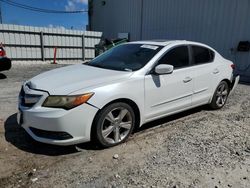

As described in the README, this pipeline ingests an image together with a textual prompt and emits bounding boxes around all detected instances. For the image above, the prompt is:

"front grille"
[19,87,42,108]
[30,127,73,140]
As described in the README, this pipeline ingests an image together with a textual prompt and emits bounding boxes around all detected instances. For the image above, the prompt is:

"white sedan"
[18,40,239,147]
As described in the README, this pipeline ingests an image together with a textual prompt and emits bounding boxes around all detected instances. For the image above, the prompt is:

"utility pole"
[0,2,2,24]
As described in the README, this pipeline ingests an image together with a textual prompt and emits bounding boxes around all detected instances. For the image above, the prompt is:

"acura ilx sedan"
[18,40,239,147]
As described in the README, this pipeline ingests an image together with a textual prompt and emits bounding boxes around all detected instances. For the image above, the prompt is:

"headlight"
[42,93,94,110]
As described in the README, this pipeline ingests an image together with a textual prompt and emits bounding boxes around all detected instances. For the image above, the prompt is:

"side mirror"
[154,64,174,75]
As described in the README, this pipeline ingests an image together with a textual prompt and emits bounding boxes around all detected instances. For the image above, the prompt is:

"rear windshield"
[88,44,163,71]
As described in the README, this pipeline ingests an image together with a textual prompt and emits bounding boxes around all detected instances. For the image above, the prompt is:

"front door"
[144,46,193,121]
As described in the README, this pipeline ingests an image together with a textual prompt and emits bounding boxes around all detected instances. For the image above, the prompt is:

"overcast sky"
[1,0,88,30]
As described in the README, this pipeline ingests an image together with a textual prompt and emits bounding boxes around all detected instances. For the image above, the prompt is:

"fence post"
[53,47,57,64]
[82,34,85,61]
[40,31,45,61]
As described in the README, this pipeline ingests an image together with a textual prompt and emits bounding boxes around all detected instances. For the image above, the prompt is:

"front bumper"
[18,85,99,146]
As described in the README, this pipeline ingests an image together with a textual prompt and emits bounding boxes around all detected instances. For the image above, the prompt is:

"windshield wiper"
[82,61,90,65]
[124,68,133,72]
[87,64,105,69]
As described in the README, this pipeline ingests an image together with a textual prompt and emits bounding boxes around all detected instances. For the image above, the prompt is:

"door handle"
[213,69,220,74]
[183,77,192,83]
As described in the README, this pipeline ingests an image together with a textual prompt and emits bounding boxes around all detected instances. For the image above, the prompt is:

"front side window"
[158,46,189,69]
[88,44,163,71]
[192,46,214,65]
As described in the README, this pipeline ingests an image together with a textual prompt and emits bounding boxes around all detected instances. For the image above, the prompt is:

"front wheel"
[209,81,229,109]
[92,102,135,148]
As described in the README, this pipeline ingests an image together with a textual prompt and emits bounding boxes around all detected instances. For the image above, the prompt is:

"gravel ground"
[0,63,249,188]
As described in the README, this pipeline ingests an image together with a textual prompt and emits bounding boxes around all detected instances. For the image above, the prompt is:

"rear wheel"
[209,81,229,109]
[92,102,135,148]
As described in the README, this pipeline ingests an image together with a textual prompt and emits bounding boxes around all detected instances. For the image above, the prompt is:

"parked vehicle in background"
[95,38,128,57]
[0,46,12,72]
[18,40,240,147]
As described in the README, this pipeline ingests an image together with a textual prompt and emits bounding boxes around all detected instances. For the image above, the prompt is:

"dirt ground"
[0,64,249,188]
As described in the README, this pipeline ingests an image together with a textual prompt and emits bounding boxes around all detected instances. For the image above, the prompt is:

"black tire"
[92,102,135,148]
[209,81,229,110]
[0,58,11,71]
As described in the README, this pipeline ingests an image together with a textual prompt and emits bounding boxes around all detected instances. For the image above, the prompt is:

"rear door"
[190,45,217,106]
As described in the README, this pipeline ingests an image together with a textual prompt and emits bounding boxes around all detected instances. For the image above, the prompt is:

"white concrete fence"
[0,24,102,62]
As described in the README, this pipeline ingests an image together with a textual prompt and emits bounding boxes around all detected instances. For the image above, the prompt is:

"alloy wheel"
[215,83,228,107]
[101,107,133,144]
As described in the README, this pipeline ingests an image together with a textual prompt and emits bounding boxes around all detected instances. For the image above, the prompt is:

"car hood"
[26,64,133,95]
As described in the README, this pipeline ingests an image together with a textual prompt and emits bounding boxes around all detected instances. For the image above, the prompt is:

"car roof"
[129,40,217,53]
[129,40,175,46]
[129,40,209,47]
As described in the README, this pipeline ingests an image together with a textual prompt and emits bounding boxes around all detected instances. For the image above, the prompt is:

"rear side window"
[192,46,215,65]
[158,46,189,69]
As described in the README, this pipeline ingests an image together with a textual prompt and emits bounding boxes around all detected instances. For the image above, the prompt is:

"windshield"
[88,44,163,71]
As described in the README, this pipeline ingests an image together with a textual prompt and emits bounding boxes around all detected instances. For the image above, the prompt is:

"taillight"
[231,64,236,70]
[0,48,6,57]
